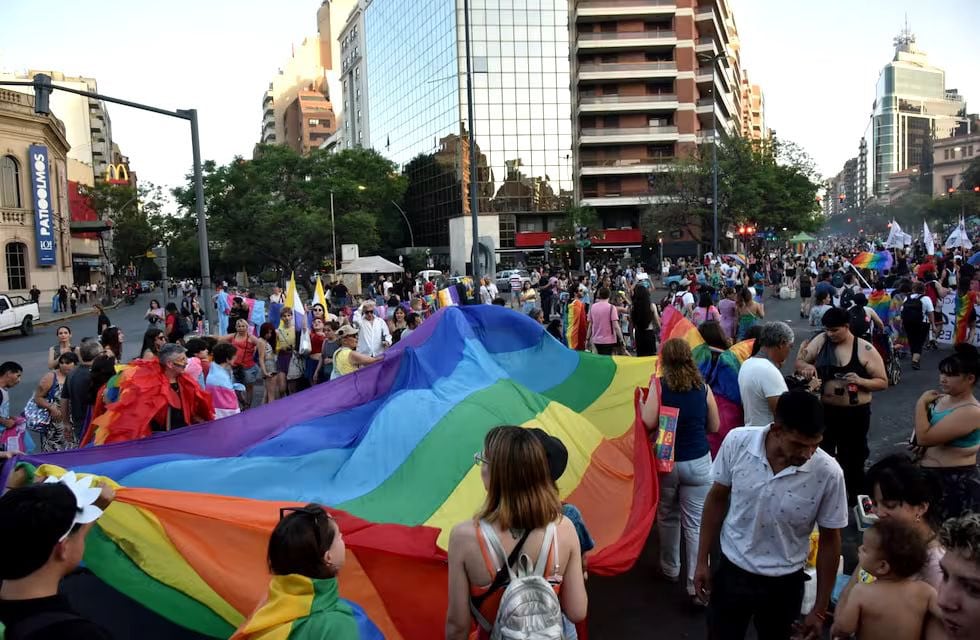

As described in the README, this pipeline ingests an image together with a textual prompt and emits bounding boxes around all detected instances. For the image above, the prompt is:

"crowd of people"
[4,242,980,639]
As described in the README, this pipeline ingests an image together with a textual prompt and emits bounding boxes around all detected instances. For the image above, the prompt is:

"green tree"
[641,136,822,247]
[960,155,980,192]
[172,145,407,291]
[79,181,167,279]
[555,204,600,239]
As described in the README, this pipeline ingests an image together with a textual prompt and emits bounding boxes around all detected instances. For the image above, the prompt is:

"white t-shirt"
[713,426,848,576]
[908,293,935,322]
[737,356,788,427]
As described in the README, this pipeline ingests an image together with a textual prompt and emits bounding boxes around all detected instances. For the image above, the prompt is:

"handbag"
[650,377,680,473]
[287,353,306,380]
[298,328,312,356]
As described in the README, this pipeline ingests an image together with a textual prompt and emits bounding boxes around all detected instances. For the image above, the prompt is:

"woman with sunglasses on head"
[234,504,380,639]
[47,325,79,370]
[445,426,587,640]
[140,328,167,361]
[913,343,980,521]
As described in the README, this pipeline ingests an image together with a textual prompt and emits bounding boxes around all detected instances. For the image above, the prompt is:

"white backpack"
[470,520,564,640]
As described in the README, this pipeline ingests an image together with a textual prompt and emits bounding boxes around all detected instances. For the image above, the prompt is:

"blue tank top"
[660,381,710,462]
[930,403,980,448]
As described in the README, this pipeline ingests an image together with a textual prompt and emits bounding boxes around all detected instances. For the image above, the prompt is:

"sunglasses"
[473,451,489,466]
[279,505,333,549]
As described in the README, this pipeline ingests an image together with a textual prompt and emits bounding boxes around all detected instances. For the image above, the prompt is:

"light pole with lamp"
[390,201,415,247]
[697,52,726,256]
[329,184,367,276]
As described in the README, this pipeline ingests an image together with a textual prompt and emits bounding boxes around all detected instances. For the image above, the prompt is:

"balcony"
[578,60,677,81]
[578,29,676,50]
[1,208,29,226]
[579,93,678,113]
[580,191,675,207]
[695,7,730,45]
[580,125,679,144]
[695,37,719,55]
[580,157,675,175]
[576,0,676,19]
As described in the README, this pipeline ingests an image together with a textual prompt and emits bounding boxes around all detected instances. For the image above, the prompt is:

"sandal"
[912,360,920,370]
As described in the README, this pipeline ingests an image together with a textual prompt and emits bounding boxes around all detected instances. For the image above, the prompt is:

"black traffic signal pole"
[0,75,214,328]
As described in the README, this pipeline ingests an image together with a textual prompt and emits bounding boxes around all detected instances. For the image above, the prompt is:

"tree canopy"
[171,145,407,285]
[641,135,823,247]
[80,181,167,279]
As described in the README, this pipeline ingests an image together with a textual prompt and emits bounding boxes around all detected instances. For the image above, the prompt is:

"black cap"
[528,428,569,482]
[822,306,849,328]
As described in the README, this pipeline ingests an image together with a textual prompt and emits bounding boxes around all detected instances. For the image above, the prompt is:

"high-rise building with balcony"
[570,0,758,254]
[258,0,354,153]
[870,25,969,197]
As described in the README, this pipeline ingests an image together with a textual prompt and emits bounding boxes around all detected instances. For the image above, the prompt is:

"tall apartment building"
[871,26,968,197]
[858,137,868,210]
[570,0,761,254]
[365,0,576,273]
[259,0,355,154]
[338,0,368,149]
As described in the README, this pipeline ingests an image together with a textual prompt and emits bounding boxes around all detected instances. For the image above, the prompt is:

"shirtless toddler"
[832,519,941,640]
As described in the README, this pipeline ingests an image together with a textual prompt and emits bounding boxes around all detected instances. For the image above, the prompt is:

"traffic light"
[33,73,52,115]
[575,226,591,249]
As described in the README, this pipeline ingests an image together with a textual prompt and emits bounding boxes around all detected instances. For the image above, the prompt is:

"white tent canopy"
[338,255,404,274]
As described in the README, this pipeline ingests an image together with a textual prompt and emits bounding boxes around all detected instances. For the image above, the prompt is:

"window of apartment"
[582,177,598,196]
[649,116,670,127]
[945,177,955,192]
[604,177,621,196]
[5,242,27,290]
[646,82,672,95]
[600,84,618,96]
[602,115,618,128]
[648,144,673,159]
[518,218,543,232]
[0,156,20,208]
[944,149,950,160]
[309,119,319,126]
[600,54,617,64]
[600,22,617,33]
[971,145,975,156]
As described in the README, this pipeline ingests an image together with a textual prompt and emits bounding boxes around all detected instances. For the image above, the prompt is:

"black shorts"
[800,287,812,299]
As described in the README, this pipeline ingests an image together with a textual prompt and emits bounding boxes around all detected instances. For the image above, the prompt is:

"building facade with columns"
[0,89,73,300]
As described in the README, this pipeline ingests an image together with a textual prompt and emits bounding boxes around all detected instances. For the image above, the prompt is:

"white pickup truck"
[0,293,40,336]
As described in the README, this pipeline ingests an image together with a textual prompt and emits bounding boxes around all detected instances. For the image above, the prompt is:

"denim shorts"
[240,363,261,385]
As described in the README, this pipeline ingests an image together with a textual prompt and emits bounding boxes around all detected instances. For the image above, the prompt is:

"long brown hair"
[659,338,704,392]
[477,426,561,531]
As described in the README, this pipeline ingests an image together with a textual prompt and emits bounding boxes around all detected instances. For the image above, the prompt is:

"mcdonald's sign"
[105,163,130,185]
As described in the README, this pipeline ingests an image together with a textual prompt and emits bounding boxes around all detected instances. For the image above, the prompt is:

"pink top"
[692,305,721,327]
[588,300,619,345]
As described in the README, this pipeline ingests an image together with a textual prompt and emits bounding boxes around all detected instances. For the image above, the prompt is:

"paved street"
[2,289,948,638]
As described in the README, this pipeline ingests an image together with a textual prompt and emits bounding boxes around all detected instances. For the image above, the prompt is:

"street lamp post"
[330,191,337,276]
[698,52,726,256]
[463,0,481,280]
[390,201,415,247]
[2,76,215,328]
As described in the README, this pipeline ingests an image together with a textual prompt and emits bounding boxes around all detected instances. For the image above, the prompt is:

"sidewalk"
[35,300,122,327]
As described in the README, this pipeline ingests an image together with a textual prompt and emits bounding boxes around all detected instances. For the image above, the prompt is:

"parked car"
[495,269,531,293]
[0,293,40,336]
[664,267,708,288]
[138,280,155,293]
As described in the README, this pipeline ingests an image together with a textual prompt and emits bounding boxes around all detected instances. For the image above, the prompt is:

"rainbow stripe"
[852,251,893,271]
[564,298,588,350]
[18,306,657,638]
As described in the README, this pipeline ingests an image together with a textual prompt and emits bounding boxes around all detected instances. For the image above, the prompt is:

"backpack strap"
[532,522,558,577]
[470,522,532,619]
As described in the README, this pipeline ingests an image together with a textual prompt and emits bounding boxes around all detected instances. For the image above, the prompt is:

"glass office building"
[871,29,968,197]
[365,0,572,269]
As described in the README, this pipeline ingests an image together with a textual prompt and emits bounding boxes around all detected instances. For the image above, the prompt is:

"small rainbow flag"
[852,251,893,271]
[868,290,892,325]
[954,292,978,344]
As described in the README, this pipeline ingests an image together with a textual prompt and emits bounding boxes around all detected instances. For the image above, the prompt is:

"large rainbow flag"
[9,306,657,638]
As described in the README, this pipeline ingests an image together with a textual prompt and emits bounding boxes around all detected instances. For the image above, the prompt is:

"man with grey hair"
[356,300,391,357]
[738,321,793,426]
[84,343,214,444]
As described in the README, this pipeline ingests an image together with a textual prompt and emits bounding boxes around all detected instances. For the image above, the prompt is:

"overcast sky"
[1,0,978,194]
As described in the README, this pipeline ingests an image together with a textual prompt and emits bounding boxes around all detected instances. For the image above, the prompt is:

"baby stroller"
[872,330,902,386]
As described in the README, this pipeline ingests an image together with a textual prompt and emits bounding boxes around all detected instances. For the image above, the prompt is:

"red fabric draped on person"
[84,359,214,445]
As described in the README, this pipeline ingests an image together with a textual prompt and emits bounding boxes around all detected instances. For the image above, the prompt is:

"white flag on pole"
[923,221,936,256]
[886,220,905,248]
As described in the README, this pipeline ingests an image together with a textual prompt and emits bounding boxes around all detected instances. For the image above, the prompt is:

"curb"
[34,301,124,328]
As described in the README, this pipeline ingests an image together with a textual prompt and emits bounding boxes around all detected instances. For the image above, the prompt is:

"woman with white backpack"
[446,426,588,640]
